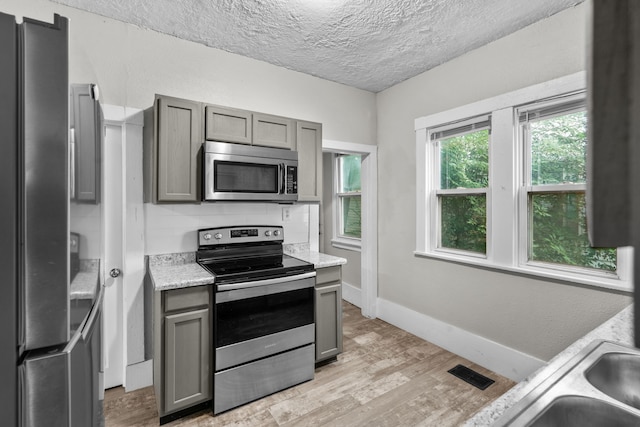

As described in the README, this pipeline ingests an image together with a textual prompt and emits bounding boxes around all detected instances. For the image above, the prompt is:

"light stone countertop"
[148,252,215,291]
[148,247,346,292]
[465,304,634,426]
[70,259,100,300]
[284,243,347,268]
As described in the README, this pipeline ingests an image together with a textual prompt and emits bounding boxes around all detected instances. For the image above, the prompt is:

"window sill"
[331,238,361,252]
[413,250,632,293]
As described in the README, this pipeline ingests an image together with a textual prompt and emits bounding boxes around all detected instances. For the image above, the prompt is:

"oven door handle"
[216,271,316,292]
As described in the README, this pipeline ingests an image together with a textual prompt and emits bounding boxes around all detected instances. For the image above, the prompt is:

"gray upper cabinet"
[150,95,202,203]
[253,113,296,149]
[70,84,102,203]
[205,105,252,144]
[295,121,323,202]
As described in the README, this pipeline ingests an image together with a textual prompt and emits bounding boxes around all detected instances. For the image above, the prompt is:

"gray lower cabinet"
[314,266,343,363]
[154,286,211,421]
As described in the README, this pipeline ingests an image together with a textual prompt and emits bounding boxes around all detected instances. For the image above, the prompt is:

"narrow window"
[336,154,361,240]
[432,118,490,255]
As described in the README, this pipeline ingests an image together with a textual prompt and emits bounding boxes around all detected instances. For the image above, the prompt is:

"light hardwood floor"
[104,301,515,426]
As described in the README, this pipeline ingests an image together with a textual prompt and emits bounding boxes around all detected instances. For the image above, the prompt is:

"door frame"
[323,140,378,319]
[102,105,149,390]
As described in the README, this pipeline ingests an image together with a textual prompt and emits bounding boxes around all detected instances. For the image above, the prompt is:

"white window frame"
[332,153,362,251]
[415,72,632,292]
[429,115,491,257]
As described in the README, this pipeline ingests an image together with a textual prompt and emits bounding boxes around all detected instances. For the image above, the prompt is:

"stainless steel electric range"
[196,225,316,415]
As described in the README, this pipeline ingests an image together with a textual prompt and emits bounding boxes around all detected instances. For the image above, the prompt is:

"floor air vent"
[447,364,495,390]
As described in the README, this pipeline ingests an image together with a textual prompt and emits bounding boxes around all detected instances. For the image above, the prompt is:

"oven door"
[214,272,315,371]
[204,151,298,202]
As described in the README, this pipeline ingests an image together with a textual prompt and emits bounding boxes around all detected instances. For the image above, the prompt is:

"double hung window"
[416,75,629,290]
[431,117,490,255]
[519,97,617,273]
[333,154,361,249]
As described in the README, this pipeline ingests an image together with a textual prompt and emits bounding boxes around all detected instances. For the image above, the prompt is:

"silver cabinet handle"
[109,268,121,278]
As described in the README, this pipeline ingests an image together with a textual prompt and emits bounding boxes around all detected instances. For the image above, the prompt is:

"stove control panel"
[198,226,284,246]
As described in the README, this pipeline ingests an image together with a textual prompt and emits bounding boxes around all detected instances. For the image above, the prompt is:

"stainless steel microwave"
[203,141,298,202]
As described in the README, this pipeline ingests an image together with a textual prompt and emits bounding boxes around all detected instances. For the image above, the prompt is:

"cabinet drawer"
[164,286,209,312]
[315,266,341,287]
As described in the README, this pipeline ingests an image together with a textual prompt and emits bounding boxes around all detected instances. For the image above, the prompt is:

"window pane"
[440,194,486,254]
[530,111,587,185]
[440,129,489,190]
[529,192,616,272]
[339,155,361,193]
[341,196,361,238]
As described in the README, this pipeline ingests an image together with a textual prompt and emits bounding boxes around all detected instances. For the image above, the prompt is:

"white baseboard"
[125,359,153,392]
[376,298,545,382]
[341,281,362,308]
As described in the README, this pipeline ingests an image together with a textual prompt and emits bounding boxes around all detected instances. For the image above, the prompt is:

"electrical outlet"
[282,207,291,222]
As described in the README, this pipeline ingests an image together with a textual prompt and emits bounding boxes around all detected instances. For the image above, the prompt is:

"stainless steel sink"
[585,352,640,410]
[494,340,640,426]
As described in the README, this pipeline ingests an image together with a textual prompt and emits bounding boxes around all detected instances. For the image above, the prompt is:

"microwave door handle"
[279,163,285,194]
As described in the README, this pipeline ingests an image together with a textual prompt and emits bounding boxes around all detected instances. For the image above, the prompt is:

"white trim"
[341,281,362,308]
[124,360,153,392]
[323,139,378,319]
[415,72,586,130]
[103,105,152,390]
[331,238,361,251]
[376,298,545,382]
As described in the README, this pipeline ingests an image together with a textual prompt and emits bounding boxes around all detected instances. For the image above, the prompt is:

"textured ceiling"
[54,0,585,92]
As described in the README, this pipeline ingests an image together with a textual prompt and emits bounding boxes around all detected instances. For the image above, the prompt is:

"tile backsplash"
[144,202,317,255]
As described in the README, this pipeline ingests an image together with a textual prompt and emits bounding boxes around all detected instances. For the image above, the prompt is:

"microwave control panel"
[286,166,298,194]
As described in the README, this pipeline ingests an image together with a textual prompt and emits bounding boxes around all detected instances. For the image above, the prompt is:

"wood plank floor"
[104,301,515,426]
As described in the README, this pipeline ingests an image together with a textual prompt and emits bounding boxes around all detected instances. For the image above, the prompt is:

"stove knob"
[265,230,272,237]
[203,233,212,240]
[273,229,281,237]
[214,233,223,240]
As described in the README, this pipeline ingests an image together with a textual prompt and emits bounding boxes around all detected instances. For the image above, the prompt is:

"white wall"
[376,2,632,362]
[145,203,313,255]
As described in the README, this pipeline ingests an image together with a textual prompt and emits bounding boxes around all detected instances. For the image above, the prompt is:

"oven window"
[215,161,278,193]
[215,287,314,347]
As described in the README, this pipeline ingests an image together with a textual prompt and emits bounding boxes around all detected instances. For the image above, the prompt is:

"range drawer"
[214,344,314,414]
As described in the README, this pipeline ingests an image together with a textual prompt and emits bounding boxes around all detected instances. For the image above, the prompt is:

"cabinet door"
[70,84,101,203]
[164,308,211,413]
[156,96,201,202]
[252,113,295,149]
[295,121,323,202]
[315,282,343,362]
[205,105,252,144]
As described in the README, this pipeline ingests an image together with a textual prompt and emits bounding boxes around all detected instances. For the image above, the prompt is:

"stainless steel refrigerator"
[0,12,104,426]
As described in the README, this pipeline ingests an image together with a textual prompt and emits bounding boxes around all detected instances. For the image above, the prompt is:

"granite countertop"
[70,259,101,300]
[465,304,634,426]
[284,243,347,268]
[148,252,215,291]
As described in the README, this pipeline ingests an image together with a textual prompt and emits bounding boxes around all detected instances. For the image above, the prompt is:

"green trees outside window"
[338,154,361,239]
[527,111,616,272]
[438,129,489,254]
